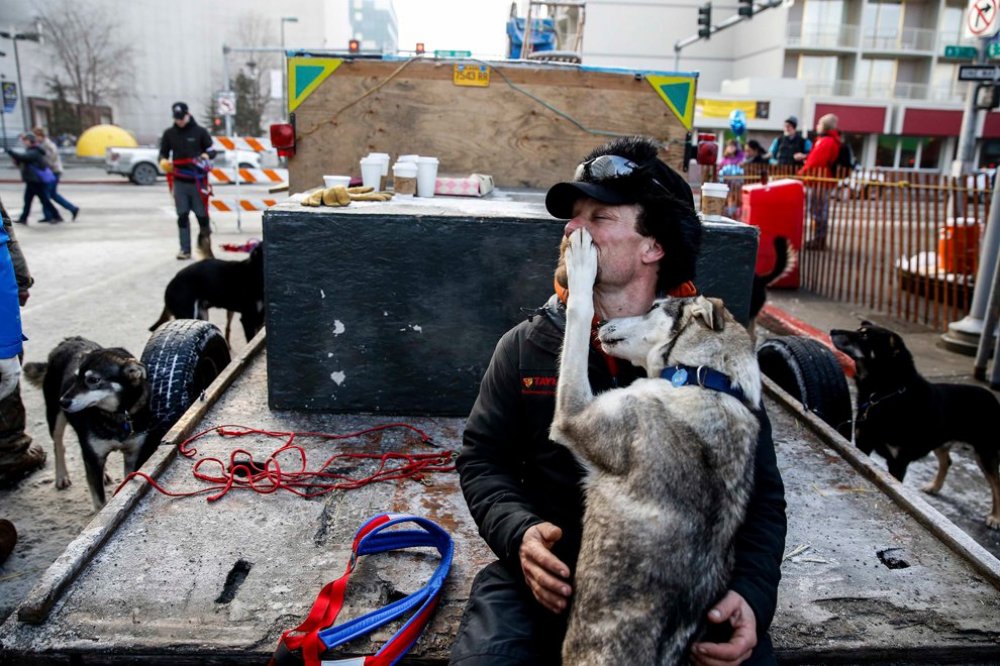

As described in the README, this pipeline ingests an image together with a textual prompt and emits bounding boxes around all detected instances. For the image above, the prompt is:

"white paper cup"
[700,182,729,217]
[416,156,439,198]
[323,175,351,189]
[397,154,420,163]
[367,152,390,190]
[360,157,383,192]
[392,161,418,197]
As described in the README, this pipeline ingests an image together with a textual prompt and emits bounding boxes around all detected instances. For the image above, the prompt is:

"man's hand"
[159,158,173,174]
[519,522,572,614]
[691,590,757,666]
[793,152,806,161]
[0,356,21,401]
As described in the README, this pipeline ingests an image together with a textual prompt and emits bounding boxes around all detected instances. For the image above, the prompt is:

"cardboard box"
[434,173,494,197]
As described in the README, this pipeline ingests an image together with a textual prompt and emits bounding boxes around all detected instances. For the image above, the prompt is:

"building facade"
[576,0,998,171]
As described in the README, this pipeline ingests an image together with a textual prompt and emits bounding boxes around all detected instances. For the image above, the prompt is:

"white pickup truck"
[104,145,265,185]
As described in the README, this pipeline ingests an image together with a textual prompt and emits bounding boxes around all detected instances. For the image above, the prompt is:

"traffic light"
[698,3,712,39]
[348,39,360,54]
[738,0,753,18]
[416,42,425,54]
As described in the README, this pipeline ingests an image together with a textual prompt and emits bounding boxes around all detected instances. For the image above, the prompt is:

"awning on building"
[814,103,888,134]
[901,108,963,137]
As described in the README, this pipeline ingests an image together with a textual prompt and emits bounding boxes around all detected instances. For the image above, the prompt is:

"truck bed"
[2,336,999,664]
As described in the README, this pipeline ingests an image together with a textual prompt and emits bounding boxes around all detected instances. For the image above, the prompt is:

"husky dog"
[150,242,264,343]
[23,337,155,510]
[550,229,761,665]
[831,321,1000,528]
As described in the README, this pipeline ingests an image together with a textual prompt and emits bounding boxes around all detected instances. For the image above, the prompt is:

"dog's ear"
[123,360,147,386]
[690,296,725,332]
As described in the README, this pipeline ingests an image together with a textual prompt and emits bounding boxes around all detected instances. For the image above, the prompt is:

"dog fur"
[150,242,264,343]
[550,229,761,665]
[23,337,155,511]
[831,321,1000,528]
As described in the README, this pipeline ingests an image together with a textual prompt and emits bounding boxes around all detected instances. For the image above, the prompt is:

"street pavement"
[0,164,998,626]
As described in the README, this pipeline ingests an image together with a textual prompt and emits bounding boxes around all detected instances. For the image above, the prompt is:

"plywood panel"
[290,58,693,191]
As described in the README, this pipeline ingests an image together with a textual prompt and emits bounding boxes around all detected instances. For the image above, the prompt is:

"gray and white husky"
[550,228,761,665]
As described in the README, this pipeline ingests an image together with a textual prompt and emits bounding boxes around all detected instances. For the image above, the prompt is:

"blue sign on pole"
[1,82,16,114]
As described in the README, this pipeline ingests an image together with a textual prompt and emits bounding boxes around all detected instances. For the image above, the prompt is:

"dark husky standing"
[831,321,1000,529]
[24,337,156,511]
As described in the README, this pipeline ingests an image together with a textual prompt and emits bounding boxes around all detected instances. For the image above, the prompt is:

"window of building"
[857,58,896,97]
[919,137,942,169]
[939,5,964,41]
[876,135,899,167]
[801,0,845,45]
[931,63,961,101]
[980,139,1000,169]
[799,56,839,85]
[863,0,903,49]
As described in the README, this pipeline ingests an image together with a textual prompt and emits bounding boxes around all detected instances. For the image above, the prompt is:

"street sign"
[1,82,16,114]
[434,49,472,58]
[966,0,1000,38]
[991,41,1000,58]
[945,44,978,59]
[216,90,237,117]
[959,64,1000,80]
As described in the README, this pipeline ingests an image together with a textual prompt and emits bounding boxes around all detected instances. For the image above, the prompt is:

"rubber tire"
[757,336,852,437]
[131,162,159,186]
[141,320,231,437]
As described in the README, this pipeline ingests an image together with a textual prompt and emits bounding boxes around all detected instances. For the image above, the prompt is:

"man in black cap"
[158,101,216,260]
[767,116,811,167]
[451,136,786,665]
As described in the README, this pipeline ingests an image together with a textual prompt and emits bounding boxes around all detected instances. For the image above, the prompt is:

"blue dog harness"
[271,513,453,666]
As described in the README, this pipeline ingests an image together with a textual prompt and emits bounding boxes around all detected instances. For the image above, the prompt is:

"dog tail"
[760,237,797,286]
[22,362,47,387]
[149,306,172,332]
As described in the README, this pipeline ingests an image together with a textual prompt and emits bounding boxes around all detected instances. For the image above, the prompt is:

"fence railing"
[699,164,993,330]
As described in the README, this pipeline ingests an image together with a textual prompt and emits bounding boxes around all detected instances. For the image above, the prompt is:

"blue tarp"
[506,17,556,57]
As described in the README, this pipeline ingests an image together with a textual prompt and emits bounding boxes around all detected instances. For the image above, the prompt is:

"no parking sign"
[967,0,1000,38]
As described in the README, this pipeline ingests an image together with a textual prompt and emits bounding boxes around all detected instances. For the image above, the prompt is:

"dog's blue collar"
[660,364,746,403]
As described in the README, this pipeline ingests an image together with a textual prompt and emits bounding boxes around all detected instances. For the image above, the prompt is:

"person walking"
[450,136,786,665]
[158,102,215,260]
[33,127,80,221]
[798,114,842,250]
[5,134,62,224]
[767,116,811,168]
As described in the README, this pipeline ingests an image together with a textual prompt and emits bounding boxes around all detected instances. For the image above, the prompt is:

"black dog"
[150,242,264,343]
[23,337,156,511]
[831,321,1000,529]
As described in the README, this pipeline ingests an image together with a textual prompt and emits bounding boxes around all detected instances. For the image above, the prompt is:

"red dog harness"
[271,513,453,666]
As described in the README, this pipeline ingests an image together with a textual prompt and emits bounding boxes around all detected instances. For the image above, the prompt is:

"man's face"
[784,122,795,135]
[555,198,661,290]
[174,114,189,127]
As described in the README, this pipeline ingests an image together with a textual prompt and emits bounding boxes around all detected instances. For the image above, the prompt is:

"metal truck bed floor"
[2,342,999,664]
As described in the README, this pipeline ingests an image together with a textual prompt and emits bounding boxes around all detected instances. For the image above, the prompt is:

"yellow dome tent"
[75,124,138,157]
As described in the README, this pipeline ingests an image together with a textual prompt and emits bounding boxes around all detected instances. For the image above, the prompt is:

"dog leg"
[975,455,1000,529]
[225,311,234,343]
[921,446,951,495]
[554,229,599,421]
[81,447,110,511]
[52,412,71,490]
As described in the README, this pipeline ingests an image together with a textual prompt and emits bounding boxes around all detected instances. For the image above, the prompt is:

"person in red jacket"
[798,114,842,250]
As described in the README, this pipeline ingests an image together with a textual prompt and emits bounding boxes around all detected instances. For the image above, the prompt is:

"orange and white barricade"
[209,198,279,213]
[209,167,288,185]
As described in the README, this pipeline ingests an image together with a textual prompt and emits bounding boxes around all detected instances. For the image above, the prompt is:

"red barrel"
[740,179,805,288]
[937,218,981,275]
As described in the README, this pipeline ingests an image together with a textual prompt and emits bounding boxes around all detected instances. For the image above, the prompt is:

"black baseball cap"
[785,115,798,128]
[545,137,694,220]
[172,102,189,120]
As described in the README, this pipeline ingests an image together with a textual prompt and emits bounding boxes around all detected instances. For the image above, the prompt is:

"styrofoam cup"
[416,156,439,198]
[398,154,420,163]
[701,182,729,216]
[360,157,383,192]
[367,152,390,176]
[323,175,351,188]
[392,161,418,197]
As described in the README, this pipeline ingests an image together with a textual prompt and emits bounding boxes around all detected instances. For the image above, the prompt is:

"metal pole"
[10,29,27,132]
[944,38,1000,353]
[0,74,7,150]
[222,45,233,138]
[975,181,1000,380]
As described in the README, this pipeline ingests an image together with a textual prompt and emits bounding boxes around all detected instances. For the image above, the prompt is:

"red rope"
[115,423,455,503]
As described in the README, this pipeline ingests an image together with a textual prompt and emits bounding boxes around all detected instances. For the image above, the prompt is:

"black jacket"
[458,294,787,634]
[5,146,49,184]
[773,134,808,166]
[158,120,214,180]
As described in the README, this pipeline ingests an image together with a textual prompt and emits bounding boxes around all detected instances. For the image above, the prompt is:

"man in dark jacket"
[451,136,786,665]
[767,116,810,167]
[5,133,61,224]
[158,101,216,260]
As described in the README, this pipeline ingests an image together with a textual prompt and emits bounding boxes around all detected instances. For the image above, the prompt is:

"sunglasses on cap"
[575,154,675,199]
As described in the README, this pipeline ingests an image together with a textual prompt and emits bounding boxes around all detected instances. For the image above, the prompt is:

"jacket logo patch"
[522,375,556,395]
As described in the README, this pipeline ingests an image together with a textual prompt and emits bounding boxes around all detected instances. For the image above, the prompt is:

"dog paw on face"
[565,229,599,302]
